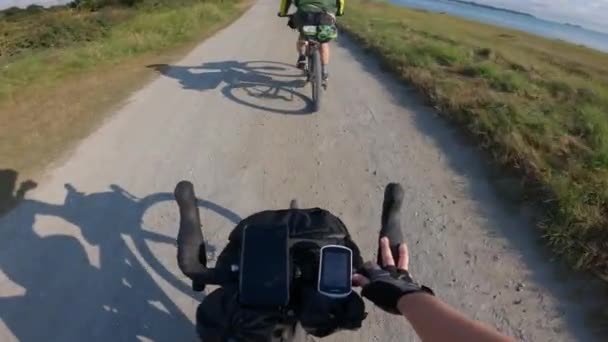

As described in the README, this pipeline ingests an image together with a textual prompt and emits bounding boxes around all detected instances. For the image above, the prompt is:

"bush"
[70,0,144,10]
[25,5,45,14]
[1,7,27,19]
[0,12,113,57]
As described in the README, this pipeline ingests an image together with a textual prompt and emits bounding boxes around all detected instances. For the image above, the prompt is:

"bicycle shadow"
[147,60,314,115]
[0,172,242,341]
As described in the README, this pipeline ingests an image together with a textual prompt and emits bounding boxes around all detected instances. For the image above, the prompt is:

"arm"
[398,293,513,342]
[354,238,514,342]
[278,0,292,16]
[336,0,344,16]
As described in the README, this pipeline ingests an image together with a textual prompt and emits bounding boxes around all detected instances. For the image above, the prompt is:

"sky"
[0,0,68,8]
[1,0,607,33]
[480,0,608,33]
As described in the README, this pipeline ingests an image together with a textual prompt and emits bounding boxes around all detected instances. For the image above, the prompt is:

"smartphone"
[318,245,352,298]
[239,223,290,307]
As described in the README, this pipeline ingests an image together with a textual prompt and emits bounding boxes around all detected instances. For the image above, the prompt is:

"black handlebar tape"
[377,183,405,266]
[175,181,208,291]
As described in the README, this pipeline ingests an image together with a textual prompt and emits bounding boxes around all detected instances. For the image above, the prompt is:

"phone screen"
[239,223,290,307]
[318,246,352,297]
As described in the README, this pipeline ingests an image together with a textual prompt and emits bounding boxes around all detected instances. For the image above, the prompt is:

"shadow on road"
[147,60,314,115]
[0,169,36,216]
[335,34,607,340]
[0,177,242,341]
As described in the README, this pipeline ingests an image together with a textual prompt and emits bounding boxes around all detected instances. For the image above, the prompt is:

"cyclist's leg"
[319,13,336,80]
[296,35,307,69]
[294,11,308,69]
[320,42,329,79]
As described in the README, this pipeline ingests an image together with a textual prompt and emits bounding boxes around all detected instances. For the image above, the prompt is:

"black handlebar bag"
[196,208,367,341]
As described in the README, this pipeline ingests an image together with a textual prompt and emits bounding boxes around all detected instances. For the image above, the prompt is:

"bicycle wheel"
[310,49,322,112]
[133,192,242,300]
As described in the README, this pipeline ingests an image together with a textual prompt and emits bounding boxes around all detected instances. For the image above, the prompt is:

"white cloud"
[476,0,608,33]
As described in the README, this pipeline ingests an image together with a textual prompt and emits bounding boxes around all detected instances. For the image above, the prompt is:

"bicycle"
[174,181,406,341]
[302,34,324,112]
[279,13,335,112]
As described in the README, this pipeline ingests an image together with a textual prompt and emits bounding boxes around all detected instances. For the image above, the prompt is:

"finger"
[380,237,395,267]
[397,243,409,271]
[352,273,370,287]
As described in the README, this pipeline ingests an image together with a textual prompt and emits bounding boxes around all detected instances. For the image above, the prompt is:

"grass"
[339,0,608,280]
[0,0,248,181]
[0,1,245,103]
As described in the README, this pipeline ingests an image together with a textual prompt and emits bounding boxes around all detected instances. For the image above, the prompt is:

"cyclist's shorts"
[294,11,338,43]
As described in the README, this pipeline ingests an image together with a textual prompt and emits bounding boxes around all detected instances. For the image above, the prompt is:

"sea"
[391,0,608,52]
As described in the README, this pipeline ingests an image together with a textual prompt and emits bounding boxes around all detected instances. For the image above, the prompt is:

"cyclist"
[353,237,514,342]
[278,0,344,82]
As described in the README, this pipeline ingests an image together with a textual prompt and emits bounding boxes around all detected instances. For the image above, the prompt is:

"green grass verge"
[0,0,243,103]
[339,0,608,279]
[0,0,248,199]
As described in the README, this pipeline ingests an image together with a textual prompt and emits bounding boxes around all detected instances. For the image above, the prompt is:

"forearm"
[278,0,291,15]
[398,293,514,342]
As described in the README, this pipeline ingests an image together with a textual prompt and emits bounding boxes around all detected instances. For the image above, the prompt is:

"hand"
[353,237,433,315]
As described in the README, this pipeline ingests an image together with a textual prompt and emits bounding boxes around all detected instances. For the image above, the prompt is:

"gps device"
[239,223,290,307]
[318,245,353,298]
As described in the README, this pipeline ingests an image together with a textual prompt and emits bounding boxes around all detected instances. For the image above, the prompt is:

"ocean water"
[391,0,608,52]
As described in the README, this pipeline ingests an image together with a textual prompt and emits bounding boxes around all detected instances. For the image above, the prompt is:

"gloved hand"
[353,238,433,315]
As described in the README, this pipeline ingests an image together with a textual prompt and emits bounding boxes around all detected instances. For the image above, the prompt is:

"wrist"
[397,291,434,315]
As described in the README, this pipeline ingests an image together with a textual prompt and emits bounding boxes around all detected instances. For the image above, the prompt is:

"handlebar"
[175,182,405,289]
[175,181,216,291]
[378,183,405,265]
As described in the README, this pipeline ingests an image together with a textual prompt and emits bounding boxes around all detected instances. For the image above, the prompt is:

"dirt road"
[0,1,600,341]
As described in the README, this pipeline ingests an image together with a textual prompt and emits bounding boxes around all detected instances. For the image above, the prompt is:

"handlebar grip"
[377,183,405,265]
[175,181,208,291]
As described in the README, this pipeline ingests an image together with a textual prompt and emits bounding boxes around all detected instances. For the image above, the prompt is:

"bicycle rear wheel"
[309,49,322,112]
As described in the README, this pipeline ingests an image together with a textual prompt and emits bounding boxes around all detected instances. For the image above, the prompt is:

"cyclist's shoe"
[296,55,306,70]
[322,71,329,88]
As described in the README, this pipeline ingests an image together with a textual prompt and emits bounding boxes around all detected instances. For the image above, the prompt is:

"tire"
[310,49,322,112]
